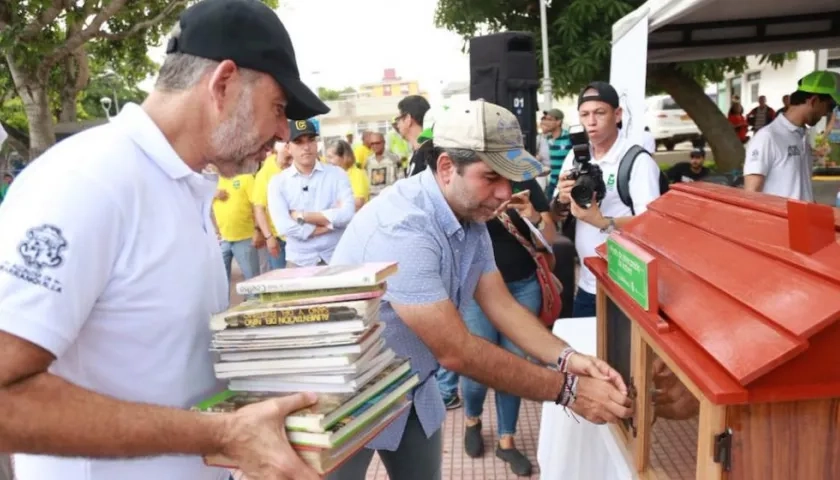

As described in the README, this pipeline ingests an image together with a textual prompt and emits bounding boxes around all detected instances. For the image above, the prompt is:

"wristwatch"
[600,216,616,234]
[295,212,306,226]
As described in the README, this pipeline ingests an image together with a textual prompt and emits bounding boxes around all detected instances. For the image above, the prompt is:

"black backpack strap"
[616,145,648,216]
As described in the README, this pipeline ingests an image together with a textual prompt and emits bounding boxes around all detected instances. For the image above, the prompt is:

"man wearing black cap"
[667,148,710,184]
[555,81,662,318]
[0,1,326,479]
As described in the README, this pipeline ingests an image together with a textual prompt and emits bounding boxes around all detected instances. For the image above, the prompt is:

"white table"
[537,316,636,480]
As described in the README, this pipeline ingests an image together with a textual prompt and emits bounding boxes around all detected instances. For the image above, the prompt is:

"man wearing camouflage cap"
[329,99,632,479]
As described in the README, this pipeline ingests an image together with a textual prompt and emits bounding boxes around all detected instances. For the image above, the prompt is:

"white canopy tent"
[613,0,840,63]
[607,0,840,147]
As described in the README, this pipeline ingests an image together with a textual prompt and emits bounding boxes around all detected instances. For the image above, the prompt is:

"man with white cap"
[0,0,328,479]
[328,99,632,480]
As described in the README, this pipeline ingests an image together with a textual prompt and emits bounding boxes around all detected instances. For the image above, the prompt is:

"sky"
[142,0,472,98]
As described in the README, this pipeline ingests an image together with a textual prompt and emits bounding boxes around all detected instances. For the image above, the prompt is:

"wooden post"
[631,323,654,472]
[696,400,726,480]
[596,285,608,360]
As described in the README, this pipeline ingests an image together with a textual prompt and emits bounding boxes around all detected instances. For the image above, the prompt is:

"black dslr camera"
[565,125,606,209]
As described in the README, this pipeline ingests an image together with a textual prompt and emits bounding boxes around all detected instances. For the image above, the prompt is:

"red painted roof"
[585,183,840,405]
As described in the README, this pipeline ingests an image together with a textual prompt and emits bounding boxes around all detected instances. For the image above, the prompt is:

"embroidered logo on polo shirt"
[0,224,66,292]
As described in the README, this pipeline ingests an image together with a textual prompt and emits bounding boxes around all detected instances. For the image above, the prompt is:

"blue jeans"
[435,366,459,400]
[572,288,597,318]
[221,239,260,283]
[266,237,287,270]
[461,274,542,436]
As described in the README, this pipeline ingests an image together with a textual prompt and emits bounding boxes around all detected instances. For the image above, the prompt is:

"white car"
[645,95,703,151]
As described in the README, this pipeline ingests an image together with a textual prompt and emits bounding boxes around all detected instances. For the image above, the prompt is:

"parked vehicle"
[645,95,703,151]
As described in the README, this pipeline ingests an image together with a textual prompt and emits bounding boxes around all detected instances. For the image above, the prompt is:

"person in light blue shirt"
[267,120,355,267]
[327,100,632,480]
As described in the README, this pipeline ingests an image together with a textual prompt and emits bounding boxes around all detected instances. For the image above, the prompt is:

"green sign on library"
[607,237,651,310]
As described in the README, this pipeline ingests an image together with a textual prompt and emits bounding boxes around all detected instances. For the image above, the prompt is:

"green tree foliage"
[318,86,357,101]
[434,0,794,171]
[0,0,278,159]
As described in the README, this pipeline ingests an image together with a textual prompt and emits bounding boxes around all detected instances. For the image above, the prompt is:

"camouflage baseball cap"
[432,99,548,181]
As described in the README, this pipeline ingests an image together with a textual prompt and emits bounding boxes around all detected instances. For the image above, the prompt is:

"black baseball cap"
[167,0,329,120]
[288,119,318,141]
[578,81,620,109]
[690,148,706,158]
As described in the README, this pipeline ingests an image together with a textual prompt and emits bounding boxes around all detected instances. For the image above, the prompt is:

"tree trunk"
[56,37,91,123]
[5,55,55,160]
[649,64,744,173]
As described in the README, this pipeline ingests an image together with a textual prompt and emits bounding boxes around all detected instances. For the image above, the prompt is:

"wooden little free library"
[583,182,840,480]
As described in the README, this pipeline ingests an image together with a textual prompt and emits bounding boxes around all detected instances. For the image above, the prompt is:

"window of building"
[745,72,761,104]
[728,76,743,102]
[400,83,410,95]
[383,85,392,96]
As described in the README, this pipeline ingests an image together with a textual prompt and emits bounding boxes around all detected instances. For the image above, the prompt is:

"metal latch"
[713,428,733,471]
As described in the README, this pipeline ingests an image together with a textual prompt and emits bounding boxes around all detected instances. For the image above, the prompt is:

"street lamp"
[99,71,121,115]
[539,0,553,110]
[100,97,113,120]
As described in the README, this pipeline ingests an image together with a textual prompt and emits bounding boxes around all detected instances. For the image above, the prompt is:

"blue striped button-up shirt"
[267,161,355,266]
[330,168,497,451]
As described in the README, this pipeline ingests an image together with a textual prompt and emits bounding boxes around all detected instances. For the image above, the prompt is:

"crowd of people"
[0,0,839,479]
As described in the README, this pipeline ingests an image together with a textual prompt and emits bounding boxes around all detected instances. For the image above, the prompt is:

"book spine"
[237,275,376,295]
[257,285,382,302]
[225,306,361,328]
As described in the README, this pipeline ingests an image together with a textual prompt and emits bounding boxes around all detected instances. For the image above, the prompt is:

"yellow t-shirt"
[347,166,370,203]
[253,155,283,238]
[354,144,372,168]
[213,174,256,242]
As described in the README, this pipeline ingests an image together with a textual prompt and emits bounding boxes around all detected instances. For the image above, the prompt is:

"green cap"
[417,104,450,143]
[797,70,840,104]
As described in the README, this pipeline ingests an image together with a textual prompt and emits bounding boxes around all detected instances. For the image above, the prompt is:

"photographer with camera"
[554,82,664,317]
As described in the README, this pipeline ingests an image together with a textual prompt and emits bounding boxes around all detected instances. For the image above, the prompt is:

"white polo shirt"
[743,114,814,202]
[0,104,229,480]
[560,136,662,294]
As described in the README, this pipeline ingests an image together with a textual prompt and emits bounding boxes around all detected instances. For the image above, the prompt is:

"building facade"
[317,69,428,146]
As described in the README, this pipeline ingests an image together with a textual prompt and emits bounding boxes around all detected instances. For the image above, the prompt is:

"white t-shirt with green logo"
[560,136,662,294]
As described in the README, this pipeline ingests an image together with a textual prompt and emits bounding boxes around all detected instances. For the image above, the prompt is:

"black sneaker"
[496,445,533,476]
[443,393,462,410]
[464,420,484,458]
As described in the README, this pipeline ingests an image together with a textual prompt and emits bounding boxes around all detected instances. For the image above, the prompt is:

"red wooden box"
[584,182,840,480]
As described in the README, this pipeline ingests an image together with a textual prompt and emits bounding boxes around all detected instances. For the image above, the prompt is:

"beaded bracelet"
[557,373,579,407]
[557,347,576,373]
[554,373,569,405]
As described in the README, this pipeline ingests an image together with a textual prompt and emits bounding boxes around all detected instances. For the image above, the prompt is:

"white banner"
[609,14,649,146]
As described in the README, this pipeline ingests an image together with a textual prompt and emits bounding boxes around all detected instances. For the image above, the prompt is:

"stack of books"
[193,263,419,474]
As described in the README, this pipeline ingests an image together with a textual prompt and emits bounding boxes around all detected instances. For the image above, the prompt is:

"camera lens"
[571,183,594,208]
